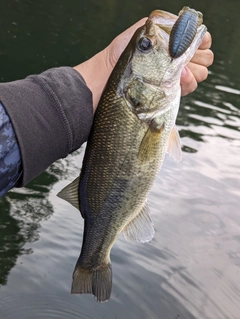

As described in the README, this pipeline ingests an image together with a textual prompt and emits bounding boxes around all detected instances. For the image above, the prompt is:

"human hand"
[180,31,213,96]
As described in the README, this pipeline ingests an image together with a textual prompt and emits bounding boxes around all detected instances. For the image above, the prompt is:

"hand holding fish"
[75,16,214,112]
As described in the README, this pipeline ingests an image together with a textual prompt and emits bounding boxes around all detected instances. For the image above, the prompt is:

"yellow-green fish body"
[58,7,207,302]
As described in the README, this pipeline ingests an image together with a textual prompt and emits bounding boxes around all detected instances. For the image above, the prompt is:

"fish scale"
[58,7,207,302]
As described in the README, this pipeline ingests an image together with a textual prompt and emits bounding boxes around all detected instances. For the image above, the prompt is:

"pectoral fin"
[123,204,155,243]
[138,125,162,163]
[57,176,81,213]
[167,125,182,162]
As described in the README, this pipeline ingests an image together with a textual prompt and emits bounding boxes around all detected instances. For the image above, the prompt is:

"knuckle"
[191,81,198,92]
[205,32,212,45]
[201,31,212,49]
[206,50,214,67]
[181,80,198,96]
[198,67,209,82]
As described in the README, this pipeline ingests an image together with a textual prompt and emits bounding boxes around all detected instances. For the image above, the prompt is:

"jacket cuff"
[0,67,93,186]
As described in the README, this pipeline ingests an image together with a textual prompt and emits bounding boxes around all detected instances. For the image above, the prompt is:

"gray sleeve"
[0,67,93,187]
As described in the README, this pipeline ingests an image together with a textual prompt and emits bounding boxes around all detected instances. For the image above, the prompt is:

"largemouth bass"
[58,7,207,302]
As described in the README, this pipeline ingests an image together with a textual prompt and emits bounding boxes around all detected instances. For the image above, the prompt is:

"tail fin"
[71,264,112,302]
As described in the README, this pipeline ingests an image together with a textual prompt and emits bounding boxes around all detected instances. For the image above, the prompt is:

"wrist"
[74,48,113,113]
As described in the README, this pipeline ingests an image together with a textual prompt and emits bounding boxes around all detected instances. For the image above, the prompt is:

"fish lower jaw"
[137,94,179,122]
[163,83,181,104]
[137,106,171,122]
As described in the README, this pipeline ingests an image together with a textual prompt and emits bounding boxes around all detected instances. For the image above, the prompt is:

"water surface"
[0,0,240,318]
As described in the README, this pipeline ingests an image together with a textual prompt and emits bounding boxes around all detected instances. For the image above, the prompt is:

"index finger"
[198,31,212,50]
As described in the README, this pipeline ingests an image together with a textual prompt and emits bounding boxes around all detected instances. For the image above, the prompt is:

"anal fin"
[123,204,155,243]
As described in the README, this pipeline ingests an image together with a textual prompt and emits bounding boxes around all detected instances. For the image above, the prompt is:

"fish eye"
[138,37,152,52]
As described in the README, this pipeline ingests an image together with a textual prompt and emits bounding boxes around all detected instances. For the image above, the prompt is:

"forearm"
[0,67,93,189]
[74,50,112,113]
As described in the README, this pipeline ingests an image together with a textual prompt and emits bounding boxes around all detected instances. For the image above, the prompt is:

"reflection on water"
[1,0,240,318]
[0,149,85,287]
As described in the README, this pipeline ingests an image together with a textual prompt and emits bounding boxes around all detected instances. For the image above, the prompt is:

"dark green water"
[0,0,240,318]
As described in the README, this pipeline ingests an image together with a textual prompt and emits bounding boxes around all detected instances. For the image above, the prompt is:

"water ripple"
[215,85,240,95]
[0,292,99,319]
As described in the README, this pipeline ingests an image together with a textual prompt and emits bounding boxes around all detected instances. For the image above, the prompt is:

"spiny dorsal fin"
[57,176,80,212]
[122,204,155,243]
[167,125,182,162]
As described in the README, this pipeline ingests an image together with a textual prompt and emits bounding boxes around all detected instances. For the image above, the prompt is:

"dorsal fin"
[57,176,81,213]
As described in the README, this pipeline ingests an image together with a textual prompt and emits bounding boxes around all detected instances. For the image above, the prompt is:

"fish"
[169,6,203,58]
[58,7,207,302]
